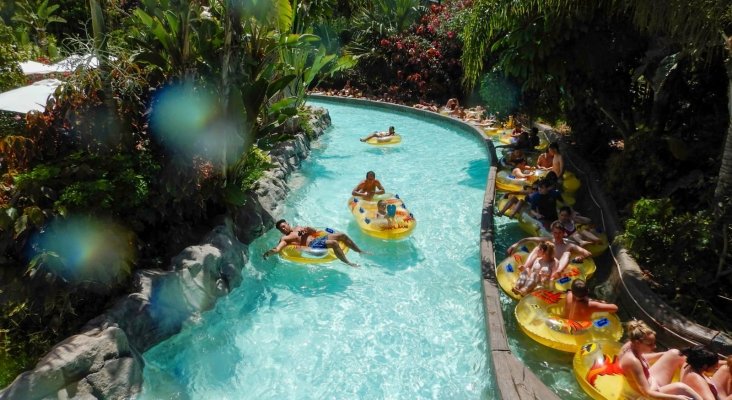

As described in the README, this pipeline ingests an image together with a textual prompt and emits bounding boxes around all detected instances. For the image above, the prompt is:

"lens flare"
[30,217,135,286]
[150,84,218,155]
[150,84,246,161]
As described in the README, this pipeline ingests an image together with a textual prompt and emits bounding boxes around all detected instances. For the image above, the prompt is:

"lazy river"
[140,98,589,399]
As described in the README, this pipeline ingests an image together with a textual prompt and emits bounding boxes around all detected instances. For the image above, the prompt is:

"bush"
[619,198,730,330]
[0,24,26,93]
[343,0,469,102]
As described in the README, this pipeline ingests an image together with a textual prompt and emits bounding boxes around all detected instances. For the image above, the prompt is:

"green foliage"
[0,113,24,139]
[12,152,156,222]
[0,24,26,93]
[479,71,520,119]
[336,0,467,102]
[619,198,730,329]
[224,146,272,206]
[237,146,272,191]
[11,0,67,57]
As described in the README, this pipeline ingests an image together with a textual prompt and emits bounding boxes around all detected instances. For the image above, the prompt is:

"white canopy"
[20,54,106,76]
[20,60,59,75]
[0,79,63,113]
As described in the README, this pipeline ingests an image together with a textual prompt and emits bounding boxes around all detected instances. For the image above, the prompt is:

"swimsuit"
[309,236,328,249]
[619,348,655,399]
[561,220,577,235]
[710,380,720,400]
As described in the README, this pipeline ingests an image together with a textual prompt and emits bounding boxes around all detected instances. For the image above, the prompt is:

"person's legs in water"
[508,199,526,218]
[498,195,517,216]
[325,239,358,267]
[329,232,366,254]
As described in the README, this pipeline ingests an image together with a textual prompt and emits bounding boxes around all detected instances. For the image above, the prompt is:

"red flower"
[396,41,404,50]
[447,31,455,39]
[380,39,391,47]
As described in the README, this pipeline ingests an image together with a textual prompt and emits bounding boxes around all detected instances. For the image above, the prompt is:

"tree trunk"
[714,47,732,208]
[713,41,732,279]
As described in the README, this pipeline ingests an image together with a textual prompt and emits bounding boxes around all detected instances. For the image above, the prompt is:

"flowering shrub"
[349,0,471,102]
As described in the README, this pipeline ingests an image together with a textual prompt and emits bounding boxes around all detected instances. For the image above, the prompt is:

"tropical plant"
[462,0,732,274]
[619,198,730,330]
[0,24,25,93]
[462,0,732,206]
[337,0,468,102]
[11,0,67,56]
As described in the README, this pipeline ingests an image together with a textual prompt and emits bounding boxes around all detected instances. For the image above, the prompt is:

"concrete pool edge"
[309,94,561,399]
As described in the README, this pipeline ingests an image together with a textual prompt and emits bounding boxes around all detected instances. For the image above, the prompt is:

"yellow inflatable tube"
[577,226,610,257]
[279,229,349,264]
[495,250,596,300]
[574,341,639,400]
[495,170,536,193]
[534,170,581,194]
[573,341,680,400]
[348,195,416,240]
[365,134,401,145]
[515,289,623,352]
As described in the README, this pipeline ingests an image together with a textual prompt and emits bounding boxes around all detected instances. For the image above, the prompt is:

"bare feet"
[348,262,360,268]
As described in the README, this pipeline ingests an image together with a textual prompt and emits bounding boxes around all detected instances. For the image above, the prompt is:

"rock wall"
[0,109,330,400]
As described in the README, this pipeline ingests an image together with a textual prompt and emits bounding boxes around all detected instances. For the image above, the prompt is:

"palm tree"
[462,0,732,277]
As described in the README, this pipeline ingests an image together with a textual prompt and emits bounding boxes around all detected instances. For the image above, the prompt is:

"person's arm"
[299,226,317,237]
[507,237,544,254]
[519,246,541,271]
[587,300,618,314]
[374,180,385,195]
[572,212,593,225]
[512,168,529,178]
[263,239,288,259]
[569,244,592,262]
[352,182,365,196]
[553,250,571,277]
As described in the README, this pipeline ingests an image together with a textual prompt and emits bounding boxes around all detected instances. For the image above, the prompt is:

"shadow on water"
[263,262,353,297]
[300,162,340,181]
[346,222,424,273]
[364,145,404,156]
[458,158,490,189]
[312,153,354,161]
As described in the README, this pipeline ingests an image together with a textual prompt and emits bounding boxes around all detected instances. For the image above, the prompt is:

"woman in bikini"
[681,346,723,400]
[619,320,701,400]
[557,206,602,246]
[360,126,396,142]
[511,241,557,296]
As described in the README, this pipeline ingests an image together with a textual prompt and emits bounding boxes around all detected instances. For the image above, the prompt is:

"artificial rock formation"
[0,108,330,400]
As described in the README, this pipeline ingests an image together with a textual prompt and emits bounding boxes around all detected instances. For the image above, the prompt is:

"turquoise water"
[141,99,495,399]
